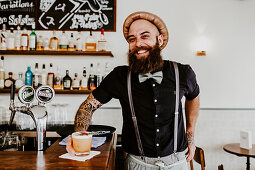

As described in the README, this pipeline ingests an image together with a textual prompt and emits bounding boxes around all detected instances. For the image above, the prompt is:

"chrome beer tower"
[9,84,55,151]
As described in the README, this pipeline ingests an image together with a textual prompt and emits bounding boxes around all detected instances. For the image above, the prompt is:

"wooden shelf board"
[0,50,113,57]
[0,88,91,94]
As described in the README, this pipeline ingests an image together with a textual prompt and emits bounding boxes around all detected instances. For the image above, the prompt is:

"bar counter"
[0,132,117,170]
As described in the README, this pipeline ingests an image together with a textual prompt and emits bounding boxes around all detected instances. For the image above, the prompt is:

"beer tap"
[8,84,55,151]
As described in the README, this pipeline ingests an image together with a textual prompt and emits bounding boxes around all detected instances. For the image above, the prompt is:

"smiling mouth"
[137,50,148,54]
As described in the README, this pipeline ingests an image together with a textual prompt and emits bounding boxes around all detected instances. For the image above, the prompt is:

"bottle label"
[0,79,4,88]
[29,36,36,48]
[51,40,58,50]
[59,44,68,49]
[4,79,13,87]
[47,74,54,86]
[21,36,28,46]
[64,80,71,88]
[7,38,15,49]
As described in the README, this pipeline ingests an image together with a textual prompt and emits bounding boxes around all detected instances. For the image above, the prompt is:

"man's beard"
[128,42,163,74]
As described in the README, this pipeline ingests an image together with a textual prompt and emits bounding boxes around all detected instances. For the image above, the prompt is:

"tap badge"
[18,85,35,104]
[35,86,55,104]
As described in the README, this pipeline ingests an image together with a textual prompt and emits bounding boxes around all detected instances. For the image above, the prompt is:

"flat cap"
[123,11,169,49]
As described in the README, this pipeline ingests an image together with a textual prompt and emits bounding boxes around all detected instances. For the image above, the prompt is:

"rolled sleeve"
[184,66,200,100]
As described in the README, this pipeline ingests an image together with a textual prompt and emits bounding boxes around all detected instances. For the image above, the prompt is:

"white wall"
[1,0,255,169]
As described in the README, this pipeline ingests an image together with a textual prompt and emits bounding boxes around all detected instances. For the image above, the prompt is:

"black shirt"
[92,60,200,157]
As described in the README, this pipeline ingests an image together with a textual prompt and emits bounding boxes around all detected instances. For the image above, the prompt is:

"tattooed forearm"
[74,93,102,132]
[186,131,194,145]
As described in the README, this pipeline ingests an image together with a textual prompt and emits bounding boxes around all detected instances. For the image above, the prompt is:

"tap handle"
[10,83,15,101]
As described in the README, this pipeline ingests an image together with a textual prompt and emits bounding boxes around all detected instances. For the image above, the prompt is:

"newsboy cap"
[123,11,169,49]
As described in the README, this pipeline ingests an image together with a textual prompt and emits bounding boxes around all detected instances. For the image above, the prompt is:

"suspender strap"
[127,61,180,157]
[173,62,180,153]
[127,71,145,158]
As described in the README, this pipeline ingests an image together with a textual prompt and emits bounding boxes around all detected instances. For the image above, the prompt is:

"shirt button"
[154,99,157,103]
[157,129,159,132]
[155,114,158,118]
[156,143,159,147]
[152,84,155,87]
[158,156,160,159]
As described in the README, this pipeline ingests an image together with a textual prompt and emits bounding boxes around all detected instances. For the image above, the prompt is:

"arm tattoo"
[186,131,194,145]
[74,93,102,132]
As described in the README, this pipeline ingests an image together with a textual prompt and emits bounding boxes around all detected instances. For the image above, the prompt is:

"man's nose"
[135,38,143,47]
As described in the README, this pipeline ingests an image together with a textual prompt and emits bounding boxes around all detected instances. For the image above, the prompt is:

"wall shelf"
[0,88,91,94]
[0,50,113,57]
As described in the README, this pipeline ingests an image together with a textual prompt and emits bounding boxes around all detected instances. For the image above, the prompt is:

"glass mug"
[3,134,19,151]
[72,132,92,156]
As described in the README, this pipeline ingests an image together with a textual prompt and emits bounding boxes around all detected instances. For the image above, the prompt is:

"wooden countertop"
[0,133,117,170]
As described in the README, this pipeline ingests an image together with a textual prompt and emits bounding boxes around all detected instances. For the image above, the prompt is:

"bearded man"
[66,11,200,170]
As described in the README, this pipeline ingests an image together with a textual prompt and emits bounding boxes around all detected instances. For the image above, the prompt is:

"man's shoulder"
[164,60,191,71]
[113,65,129,71]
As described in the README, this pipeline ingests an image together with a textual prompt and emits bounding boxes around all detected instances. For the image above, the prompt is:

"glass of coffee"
[72,132,92,156]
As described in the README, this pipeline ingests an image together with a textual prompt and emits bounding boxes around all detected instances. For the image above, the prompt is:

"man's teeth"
[137,50,147,54]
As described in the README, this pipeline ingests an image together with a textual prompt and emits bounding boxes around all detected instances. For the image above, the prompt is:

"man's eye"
[141,35,150,39]
[128,38,135,43]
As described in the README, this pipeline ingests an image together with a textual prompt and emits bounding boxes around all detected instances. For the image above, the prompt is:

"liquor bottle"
[80,67,88,90]
[72,73,80,90]
[0,24,7,50]
[98,29,107,51]
[33,63,40,89]
[4,72,15,89]
[47,63,54,87]
[85,30,97,51]
[88,63,96,90]
[37,35,44,51]
[0,56,5,88]
[63,70,72,90]
[29,23,37,50]
[58,31,68,51]
[15,23,21,50]
[76,28,83,51]
[25,66,33,86]
[95,62,102,87]
[15,72,24,88]
[49,30,58,51]
[7,28,15,50]
[21,25,29,50]
[54,66,62,89]
[102,62,110,80]
[39,64,47,86]
[68,33,76,51]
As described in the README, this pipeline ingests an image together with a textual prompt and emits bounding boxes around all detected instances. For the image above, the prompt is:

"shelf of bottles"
[0,50,113,57]
[0,88,92,94]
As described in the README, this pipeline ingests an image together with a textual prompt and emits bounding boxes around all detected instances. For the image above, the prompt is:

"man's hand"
[66,136,75,156]
[186,143,196,162]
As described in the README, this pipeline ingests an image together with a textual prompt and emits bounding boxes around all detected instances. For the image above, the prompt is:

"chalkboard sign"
[0,0,116,31]
[0,0,36,28]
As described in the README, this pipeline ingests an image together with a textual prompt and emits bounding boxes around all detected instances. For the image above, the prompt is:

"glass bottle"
[63,70,72,90]
[49,30,58,51]
[15,72,24,88]
[72,73,80,90]
[47,63,54,88]
[76,29,83,51]
[102,62,110,80]
[15,23,21,50]
[98,29,107,51]
[95,62,102,87]
[0,56,5,88]
[58,31,68,51]
[25,66,33,86]
[80,66,88,90]
[54,66,62,89]
[39,64,47,86]
[85,30,97,51]
[33,63,40,89]
[4,72,15,89]
[0,24,7,50]
[68,33,76,51]
[37,35,44,51]
[88,63,96,90]
[29,23,37,51]
[21,25,29,50]
[7,28,15,50]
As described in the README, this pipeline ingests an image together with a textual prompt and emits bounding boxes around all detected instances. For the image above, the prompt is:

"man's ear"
[158,34,164,47]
